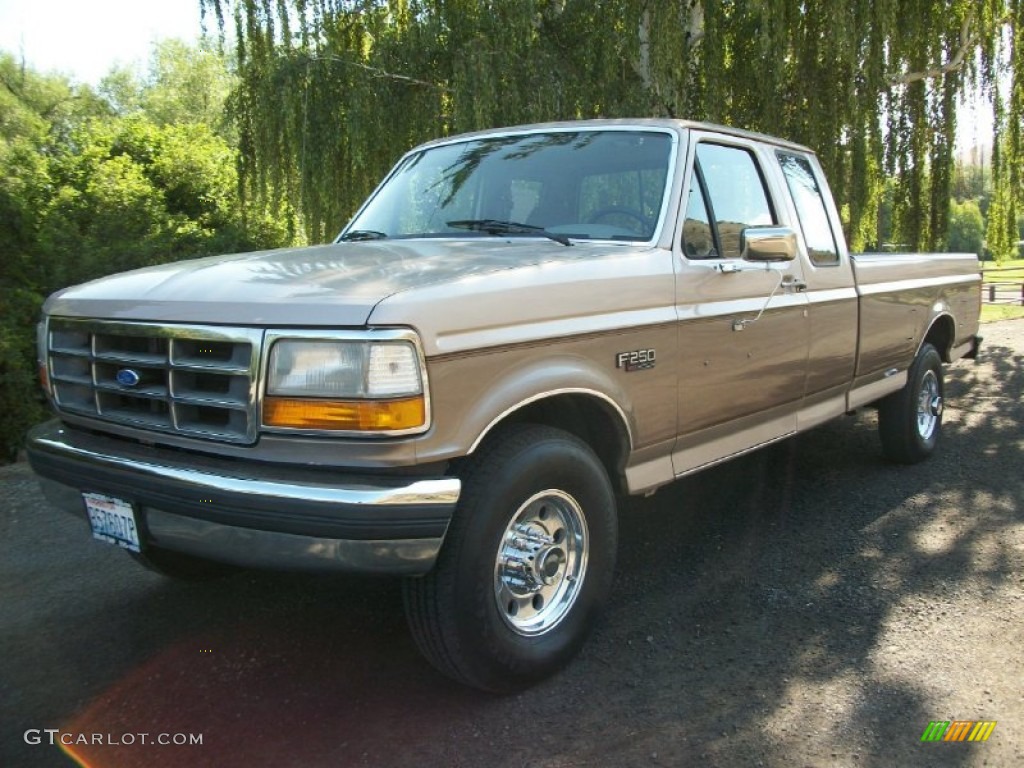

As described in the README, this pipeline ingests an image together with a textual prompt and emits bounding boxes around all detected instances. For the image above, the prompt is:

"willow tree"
[202,0,1023,253]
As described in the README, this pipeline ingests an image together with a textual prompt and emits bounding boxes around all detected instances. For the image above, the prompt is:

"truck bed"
[851,252,981,380]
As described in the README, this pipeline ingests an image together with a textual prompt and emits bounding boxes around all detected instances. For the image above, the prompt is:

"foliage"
[986,128,1024,262]
[0,55,106,461]
[34,116,291,284]
[948,198,986,256]
[952,159,993,210]
[0,47,294,461]
[204,0,1024,252]
[0,53,108,143]
[99,38,236,134]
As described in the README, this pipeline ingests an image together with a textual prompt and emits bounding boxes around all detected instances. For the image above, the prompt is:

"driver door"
[671,136,811,475]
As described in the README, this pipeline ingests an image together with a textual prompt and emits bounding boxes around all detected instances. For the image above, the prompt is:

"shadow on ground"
[2,343,1021,768]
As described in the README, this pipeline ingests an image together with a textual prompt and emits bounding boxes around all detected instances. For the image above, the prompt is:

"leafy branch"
[889,15,980,85]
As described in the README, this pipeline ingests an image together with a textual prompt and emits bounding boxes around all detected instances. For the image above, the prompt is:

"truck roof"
[412,118,815,155]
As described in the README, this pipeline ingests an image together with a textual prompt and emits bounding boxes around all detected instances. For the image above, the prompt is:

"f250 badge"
[615,349,656,372]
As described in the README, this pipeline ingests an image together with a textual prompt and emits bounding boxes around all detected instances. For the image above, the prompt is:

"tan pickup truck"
[27,119,981,691]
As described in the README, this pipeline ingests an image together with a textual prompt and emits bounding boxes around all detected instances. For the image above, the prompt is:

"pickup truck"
[27,119,982,692]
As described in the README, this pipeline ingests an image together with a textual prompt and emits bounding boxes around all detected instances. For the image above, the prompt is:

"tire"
[403,424,618,693]
[129,546,238,581]
[878,342,945,464]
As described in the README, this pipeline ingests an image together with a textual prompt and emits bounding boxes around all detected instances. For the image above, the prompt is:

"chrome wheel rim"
[493,490,589,636]
[916,369,942,441]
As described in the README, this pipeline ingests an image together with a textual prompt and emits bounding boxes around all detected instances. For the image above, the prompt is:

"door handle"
[781,276,807,292]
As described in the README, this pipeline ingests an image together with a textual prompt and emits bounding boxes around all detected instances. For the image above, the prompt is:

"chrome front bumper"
[27,421,460,575]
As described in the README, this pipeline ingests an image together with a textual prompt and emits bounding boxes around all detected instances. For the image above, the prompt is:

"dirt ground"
[2,320,1022,768]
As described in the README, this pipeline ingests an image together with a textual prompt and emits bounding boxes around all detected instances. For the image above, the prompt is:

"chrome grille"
[47,319,263,444]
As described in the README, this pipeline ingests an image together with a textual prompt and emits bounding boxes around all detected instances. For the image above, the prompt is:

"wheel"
[403,424,617,692]
[129,546,238,581]
[878,342,945,464]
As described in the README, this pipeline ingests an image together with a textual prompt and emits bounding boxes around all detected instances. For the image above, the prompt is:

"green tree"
[203,0,1024,252]
[0,53,111,461]
[0,52,109,142]
[947,199,986,256]
[0,48,294,461]
[35,115,292,290]
[952,159,992,209]
[100,38,236,134]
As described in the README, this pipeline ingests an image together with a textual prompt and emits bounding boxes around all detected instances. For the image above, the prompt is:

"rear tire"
[878,342,944,464]
[403,424,617,692]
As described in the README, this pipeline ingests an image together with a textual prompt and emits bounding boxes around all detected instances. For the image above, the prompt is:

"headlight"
[263,338,427,433]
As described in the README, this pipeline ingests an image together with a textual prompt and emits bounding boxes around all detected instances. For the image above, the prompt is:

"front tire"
[403,424,617,692]
[878,342,945,464]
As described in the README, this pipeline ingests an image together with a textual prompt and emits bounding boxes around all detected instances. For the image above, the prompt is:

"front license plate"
[83,493,141,553]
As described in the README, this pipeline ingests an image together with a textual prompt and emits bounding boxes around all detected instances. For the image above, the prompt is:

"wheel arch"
[467,390,633,495]
[920,313,956,362]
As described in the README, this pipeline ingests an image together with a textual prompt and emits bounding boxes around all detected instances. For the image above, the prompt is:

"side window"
[689,143,775,259]
[682,180,717,259]
[777,152,839,266]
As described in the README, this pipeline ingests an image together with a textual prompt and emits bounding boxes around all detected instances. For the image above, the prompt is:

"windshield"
[344,129,675,242]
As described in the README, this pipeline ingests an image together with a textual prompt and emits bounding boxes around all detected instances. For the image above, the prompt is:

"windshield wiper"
[446,219,572,247]
[339,229,388,242]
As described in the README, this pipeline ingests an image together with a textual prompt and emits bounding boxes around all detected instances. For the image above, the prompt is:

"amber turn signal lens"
[38,363,50,396]
[263,395,426,431]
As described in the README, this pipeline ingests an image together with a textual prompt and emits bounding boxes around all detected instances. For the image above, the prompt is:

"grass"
[980,259,1024,322]
[982,259,1024,280]
[981,304,1024,323]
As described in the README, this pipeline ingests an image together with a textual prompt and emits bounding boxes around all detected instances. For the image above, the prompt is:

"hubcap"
[494,490,588,636]
[916,370,941,440]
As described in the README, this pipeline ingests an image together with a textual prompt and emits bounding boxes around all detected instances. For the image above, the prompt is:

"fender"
[421,351,638,461]
[469,386,634,455]
[917,307,955,361]
[457,354,636,455]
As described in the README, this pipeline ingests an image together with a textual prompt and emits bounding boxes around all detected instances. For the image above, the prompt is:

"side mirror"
[741,227,798,262]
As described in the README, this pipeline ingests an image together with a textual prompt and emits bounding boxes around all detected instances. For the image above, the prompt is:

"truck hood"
[42,239,620,326]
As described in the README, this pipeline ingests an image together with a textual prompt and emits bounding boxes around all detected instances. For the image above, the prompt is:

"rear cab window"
[776,152,840,266]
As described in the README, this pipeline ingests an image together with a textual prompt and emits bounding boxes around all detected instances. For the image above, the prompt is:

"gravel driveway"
[2,320,1022,768]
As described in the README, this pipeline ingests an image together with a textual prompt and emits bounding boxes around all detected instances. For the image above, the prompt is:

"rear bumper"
[26,421,460,574]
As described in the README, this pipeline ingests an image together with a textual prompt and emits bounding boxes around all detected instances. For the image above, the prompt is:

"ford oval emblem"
[115,368,141,387]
